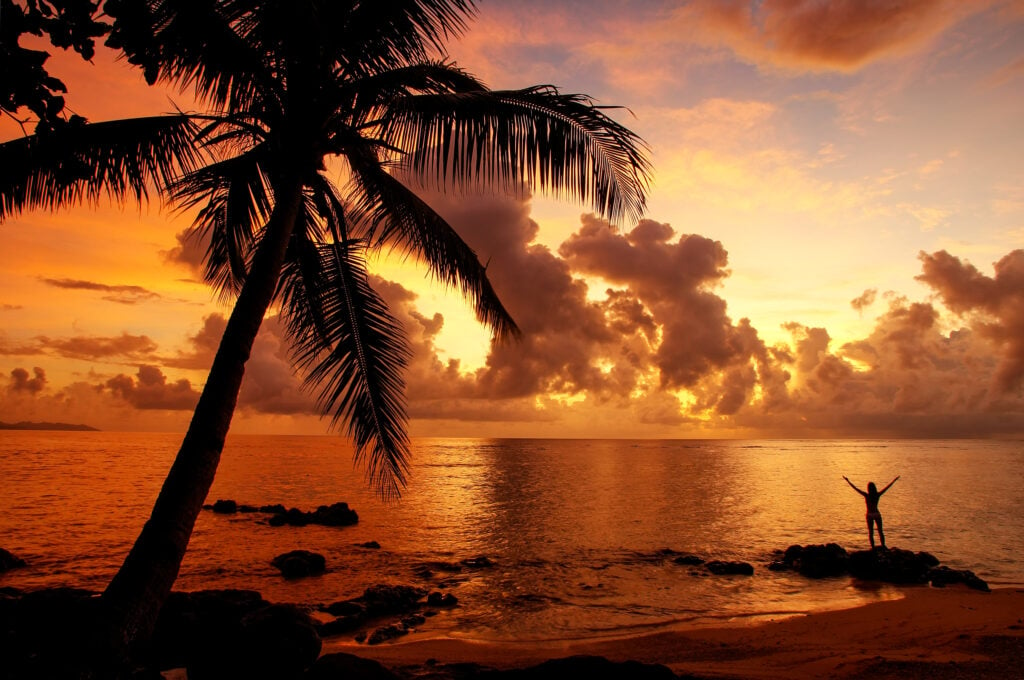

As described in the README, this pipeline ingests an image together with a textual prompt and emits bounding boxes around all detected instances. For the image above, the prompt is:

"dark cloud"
[41,278,161,305]
[163,228,207,279]
[916,249,1024,391]
[34,333,159,360]
[680,0,976,72]
[8,367,46,394]
[105,365,201,410]
[851,288,877,312]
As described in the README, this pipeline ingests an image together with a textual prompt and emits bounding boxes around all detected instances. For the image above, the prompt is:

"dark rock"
[271,550,326,579]
[259,503,287,514]
[211,499,238,514]
[424,560,464,573]
[781,543,849,578]
[235,604,321,679]
[672,554,705,566]
[0,547,27,572]
[358,541,381,549]
[848,547,938,584]
[928,566,990,592]
[366,623,409,645]
[238,504,259,513]
[705,560,754,576]
[427,591,459,607]
[360,584,426,616]
[401,613,426,627]
[267,502,358,528]
[149,589,267,676]
[311,502,359,527]
[323,600,366,617]
[461,556,493,569]
[489,655,677,680]
[306,652,401,680]
[412,565,434,579]
[318,614,364,637]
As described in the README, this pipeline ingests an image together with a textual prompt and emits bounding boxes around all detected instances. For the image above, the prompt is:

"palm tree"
[3,0,650,649]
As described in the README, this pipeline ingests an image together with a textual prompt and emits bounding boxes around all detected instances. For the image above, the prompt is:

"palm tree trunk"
[102,181,305,649]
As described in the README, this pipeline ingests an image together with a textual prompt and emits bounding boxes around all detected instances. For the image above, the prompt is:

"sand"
[336,586,1024,679]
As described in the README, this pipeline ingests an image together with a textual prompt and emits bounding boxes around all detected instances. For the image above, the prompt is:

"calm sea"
[1,433,1022,643]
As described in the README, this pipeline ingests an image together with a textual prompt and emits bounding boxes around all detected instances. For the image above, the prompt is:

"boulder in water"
[847,547,939,584]
[211,499,238,514]
[777,543,849,578]
[705,560,754,576]
[271,550,326,579]
[928,565,990,592]
[0,548,26,572]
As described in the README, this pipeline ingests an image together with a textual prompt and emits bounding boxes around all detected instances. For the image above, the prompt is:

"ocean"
[1,433,1022,643]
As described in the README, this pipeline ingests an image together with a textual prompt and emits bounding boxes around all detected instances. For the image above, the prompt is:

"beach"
[340,587,1024,679]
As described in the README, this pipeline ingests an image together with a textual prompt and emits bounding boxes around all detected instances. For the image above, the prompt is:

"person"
[843,475,899,549]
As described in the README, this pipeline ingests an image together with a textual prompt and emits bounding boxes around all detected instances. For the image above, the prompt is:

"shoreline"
[335,586,1024,679]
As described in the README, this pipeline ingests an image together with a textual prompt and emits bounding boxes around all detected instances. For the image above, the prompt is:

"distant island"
[0,421,99,431]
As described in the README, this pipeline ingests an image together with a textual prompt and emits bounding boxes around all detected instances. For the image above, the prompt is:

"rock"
[311,502,359,526]
[461,556,493,569]
[259,503,287,514]
[238,504,259,513]
[427,591,458,607]
[928,566,990,592]
[358,541,381,549]
[234,604,321,679]
[306,652,401,680]
[317,614,363,637]
[848,548,939,584]
[490,655,677,680]
[323,600,366,617]
[267,502,359,528]
[705,560,754,576]
[672,554,705,566]
[360,584,426,616]
[781,543,849,578]
[0,547,27,572]
[150,589,268,676]
[400,613,426,628]
[211,499,238,514]
[271,550,326,579]
[366,623,409,645]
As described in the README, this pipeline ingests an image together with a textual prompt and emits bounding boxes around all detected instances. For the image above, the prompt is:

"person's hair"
[868,482,878,494]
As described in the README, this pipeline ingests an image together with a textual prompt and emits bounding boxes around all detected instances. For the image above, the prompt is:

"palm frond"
[0,115,198,221]
[170,144,272,298]
[346,151,519,340]
[383,85,652,225]
[281,231,412,500]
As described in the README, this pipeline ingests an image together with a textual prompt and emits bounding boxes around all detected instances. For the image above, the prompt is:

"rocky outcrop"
[268,502,359,527]
[0,548,27,572]
[705,560,754,576]
[768,544,990,591]
[769,543,849,578]
[271,550,327,579]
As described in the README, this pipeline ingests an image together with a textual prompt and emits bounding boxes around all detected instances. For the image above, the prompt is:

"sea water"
[2,433,1022,642]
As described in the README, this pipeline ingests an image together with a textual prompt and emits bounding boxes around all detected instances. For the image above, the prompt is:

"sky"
[2,0,1024,438]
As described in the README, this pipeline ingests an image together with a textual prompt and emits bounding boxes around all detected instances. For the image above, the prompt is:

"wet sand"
[339,587,1024,679]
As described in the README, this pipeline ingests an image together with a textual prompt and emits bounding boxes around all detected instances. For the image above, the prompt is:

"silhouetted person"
[843,475,899,549]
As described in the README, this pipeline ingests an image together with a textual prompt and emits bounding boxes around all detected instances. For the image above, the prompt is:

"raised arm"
[843,476,866,496]
[879,475,900,495]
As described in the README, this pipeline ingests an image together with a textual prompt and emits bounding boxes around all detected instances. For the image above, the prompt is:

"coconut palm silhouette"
[1,0,650,650]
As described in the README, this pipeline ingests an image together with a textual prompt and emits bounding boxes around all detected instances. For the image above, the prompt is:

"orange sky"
[3,0,1024,438]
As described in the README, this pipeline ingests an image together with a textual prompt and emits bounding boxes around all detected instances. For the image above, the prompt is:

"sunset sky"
[3,0,1024,438]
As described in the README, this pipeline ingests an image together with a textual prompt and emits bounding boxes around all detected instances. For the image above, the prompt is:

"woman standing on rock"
[844,475,899,549]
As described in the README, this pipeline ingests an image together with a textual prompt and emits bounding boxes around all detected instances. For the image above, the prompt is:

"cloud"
[8,367,46,394]
[672,0,988,73]
[33,333,159,361]
[105,365,201,410]
[1,304,23,311]
[916,249,1024,391]
[40,278,161,305]
[851,289,878,312]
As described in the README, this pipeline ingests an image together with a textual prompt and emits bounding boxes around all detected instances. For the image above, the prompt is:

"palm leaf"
[0,115,198,220]
[346,149,519,340]
[383,85,651,225]
[170,144,273,298]
[282,230,412,500]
